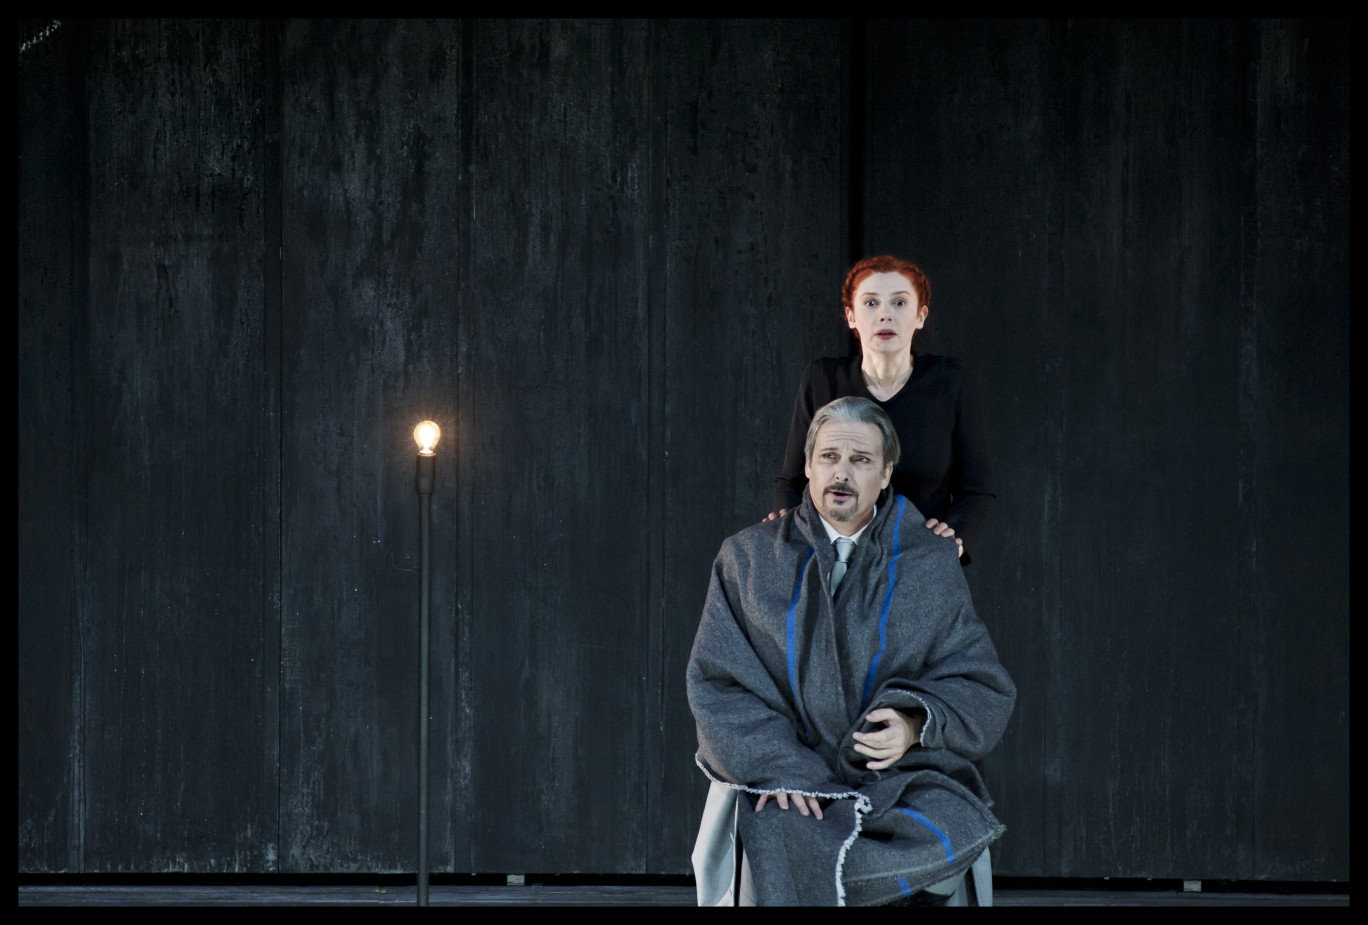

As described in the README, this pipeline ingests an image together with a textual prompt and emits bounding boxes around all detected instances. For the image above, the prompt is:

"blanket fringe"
[695,757,872,906]
[832,793,873,906]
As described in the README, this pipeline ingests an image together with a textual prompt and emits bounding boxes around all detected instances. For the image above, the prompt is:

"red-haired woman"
[767,256,994,563]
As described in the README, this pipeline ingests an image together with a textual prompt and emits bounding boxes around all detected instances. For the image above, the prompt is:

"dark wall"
[859,20,1349,880]
[18,19,1347,880]
[19,15,83,874]
[274,18,845,874]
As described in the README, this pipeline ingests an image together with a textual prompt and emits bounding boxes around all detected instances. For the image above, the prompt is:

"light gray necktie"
[831,537,855,597]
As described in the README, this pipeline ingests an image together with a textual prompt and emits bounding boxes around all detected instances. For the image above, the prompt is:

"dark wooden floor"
[17,882,1350,907]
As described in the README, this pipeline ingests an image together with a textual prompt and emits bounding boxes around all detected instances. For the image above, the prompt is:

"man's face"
[804,419,893,535]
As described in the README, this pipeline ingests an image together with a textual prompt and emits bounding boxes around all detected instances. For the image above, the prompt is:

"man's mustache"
[824,482,857,498]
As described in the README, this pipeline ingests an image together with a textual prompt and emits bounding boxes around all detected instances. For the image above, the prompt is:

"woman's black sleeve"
[771,365,818,514]
[943,369,996,559]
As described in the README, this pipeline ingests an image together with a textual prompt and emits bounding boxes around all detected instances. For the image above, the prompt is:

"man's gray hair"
[803,396,901,469]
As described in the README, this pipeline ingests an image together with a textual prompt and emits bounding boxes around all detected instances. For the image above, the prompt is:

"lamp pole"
[413,420,440,907]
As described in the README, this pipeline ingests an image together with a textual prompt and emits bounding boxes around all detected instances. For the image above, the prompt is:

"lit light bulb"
[414,420,441,456]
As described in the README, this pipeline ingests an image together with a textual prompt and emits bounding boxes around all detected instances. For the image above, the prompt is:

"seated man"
[687,396,1015,906]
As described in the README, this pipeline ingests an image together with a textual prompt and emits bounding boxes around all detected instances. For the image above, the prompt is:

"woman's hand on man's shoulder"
[925,518,964,558]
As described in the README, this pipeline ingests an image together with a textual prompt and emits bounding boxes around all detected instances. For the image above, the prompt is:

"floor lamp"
[413,420,440,906]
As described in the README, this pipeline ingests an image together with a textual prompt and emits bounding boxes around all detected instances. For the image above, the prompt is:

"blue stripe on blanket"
[896,877,912,897]
[861,495,907,707]
[786,546,815,739]
[899,807,956,863]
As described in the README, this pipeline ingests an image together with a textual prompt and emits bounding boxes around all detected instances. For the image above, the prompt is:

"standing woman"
[769,255,994,563]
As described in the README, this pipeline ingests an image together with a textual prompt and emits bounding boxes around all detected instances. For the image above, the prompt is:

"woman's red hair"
[841,256,931,314]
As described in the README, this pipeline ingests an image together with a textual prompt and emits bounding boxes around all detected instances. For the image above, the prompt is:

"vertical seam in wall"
[269,17,286,875]
[642,17,669,874]
[847,18,866,265]
[69,17,91,875]
[1237,20,1263,881]
[1042,16,1069,877]
[456,17,477,872]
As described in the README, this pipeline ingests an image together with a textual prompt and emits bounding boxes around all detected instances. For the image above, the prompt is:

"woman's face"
[845,271,927,357]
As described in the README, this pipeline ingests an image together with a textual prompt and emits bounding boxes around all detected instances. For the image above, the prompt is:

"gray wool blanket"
[687,492,1016,905]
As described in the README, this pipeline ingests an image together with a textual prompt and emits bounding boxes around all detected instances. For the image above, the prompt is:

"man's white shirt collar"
[817,504,877,547]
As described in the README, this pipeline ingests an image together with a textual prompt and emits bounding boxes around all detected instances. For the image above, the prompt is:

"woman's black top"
[773,353,995,563]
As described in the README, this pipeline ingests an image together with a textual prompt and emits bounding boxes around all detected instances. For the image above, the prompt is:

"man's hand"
[853,708,925,770]
[755,791,825,820]
[925,518,964,558]
[762,508,790,523]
